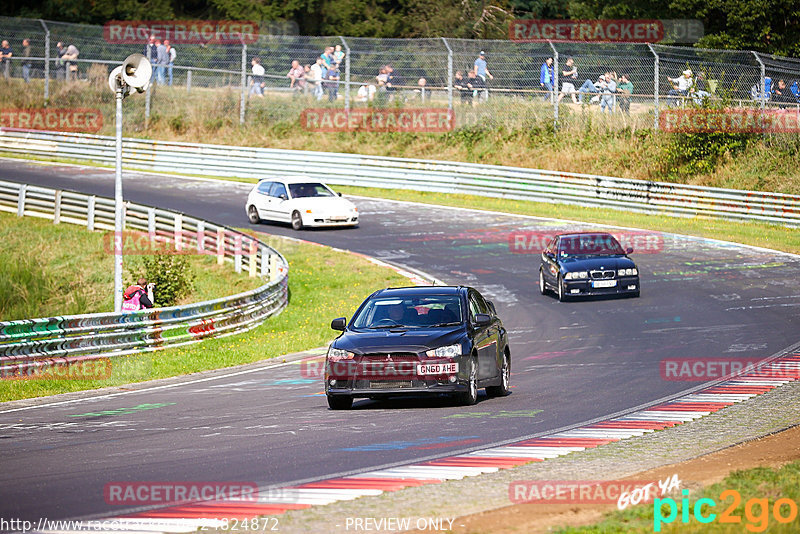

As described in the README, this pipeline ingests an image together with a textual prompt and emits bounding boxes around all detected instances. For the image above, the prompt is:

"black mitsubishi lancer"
[539,232,640,301]
[324,286,511,410]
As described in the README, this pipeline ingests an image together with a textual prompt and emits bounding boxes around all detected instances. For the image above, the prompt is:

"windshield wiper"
[369,324,407,329]
[430,322,461,327]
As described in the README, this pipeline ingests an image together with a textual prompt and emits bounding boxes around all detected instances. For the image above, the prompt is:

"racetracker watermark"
[0,359,112,381]
[103,230,258,256]
[660,358,798,381]
[510,19,703,43]
[508,231,663,254]
[103,20,259,44]
[104,482,258,505]
[661,109,800,134]
[0,108,102,133]
[300,108,455,133]
[510,475,680,505]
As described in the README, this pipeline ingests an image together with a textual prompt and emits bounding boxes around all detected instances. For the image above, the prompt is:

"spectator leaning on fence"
[540,57,554,101]
[454,70,471,105]
[144,35,158,64]
[773,79,796,108]
[558,57,578,104]
[667,68,694,106]
[474,51,493,101]
[467,69,485,107]
[249,57,265,97]
[617,74,633,115]
[164,39,176,86]
[287,60,305,92]
[55,42,66,80]
[21,39,32,83]
[63,43,79,81]
[578,75,603,104]
[0,40,12,79]
[600,71,617,113]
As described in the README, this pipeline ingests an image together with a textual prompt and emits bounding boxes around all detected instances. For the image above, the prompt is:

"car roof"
[256,175,328,185]
[555,231,615,239]
[374,286,465,298]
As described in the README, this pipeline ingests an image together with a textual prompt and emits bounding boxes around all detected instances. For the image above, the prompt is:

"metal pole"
[39,19,50,104]
[145,85,151,124]
[441,37,453,110]
[339,37,350,111]
[752,51,766,109]
[187,69,192,94]
[240,43,247,124]
[549,41,558,128]
[113,87,124,312]
[648,43,659,131]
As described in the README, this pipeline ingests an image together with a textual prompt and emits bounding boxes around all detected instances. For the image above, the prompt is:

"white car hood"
[289,196,356,213]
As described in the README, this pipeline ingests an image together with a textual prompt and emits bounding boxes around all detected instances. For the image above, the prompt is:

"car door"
[254,181,274,220]
[268,182,290,222]
[541,236,560,285]
[468,290,498,380]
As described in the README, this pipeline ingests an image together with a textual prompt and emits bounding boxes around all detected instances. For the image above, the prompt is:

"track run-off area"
[1,158,800,524]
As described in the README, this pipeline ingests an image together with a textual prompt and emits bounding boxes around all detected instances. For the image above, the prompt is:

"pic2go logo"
[654,489,799,532]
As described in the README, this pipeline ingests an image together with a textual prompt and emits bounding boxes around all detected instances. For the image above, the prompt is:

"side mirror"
[486,300,497,315]
[474,313,491,327]
[279,194,287,201]
[331,317,346,331]
[626,247,634,254]
[337,192,342,197]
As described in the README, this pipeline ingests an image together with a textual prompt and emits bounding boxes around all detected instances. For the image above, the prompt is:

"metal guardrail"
[0,179,289,374]
[1,128,799,226]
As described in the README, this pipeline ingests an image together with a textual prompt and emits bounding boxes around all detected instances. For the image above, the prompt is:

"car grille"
[369,380,413,389]
[590,270,616,279]
[362,353,418,360]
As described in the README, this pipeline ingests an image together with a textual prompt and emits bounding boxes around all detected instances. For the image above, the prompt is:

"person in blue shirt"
[474,51,493,101]
[540,57,554,101]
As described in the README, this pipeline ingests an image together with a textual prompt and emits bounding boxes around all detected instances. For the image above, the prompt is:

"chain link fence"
[1,16,799,134]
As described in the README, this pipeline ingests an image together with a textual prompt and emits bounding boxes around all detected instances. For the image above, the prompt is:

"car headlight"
[327,347,355,361]
[425,344,462,358]
[618,268,638,276]
[564,271,588,280]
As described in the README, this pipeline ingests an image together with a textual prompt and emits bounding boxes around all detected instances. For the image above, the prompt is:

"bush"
[136,253,196,307]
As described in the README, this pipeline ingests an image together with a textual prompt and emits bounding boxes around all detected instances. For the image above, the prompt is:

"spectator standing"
[164,39,176,86]
[333,44,345,67]
[143,35,158,64]
[287,60,305,93]
[0,40,12,79]
[417,77,427,101]
[617,74,633,115]
[55,42,66,80]
[249,57,265,97]
[21,39,32,83]
[454,70,471,105]
[466,69,485,106]
[320,46,335,69]
[309,57,324,100]
[667,68,694,107]
[558,57,578,103]
[385,64,399,99]
[375,66,389,104]
[63,43,79,81]
[474,51,493,101]
[155,40,168,85]
[539,57,554,101]
[325,63,340,102]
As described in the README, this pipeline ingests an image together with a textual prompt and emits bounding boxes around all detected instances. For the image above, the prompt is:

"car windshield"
[351,296,463,329]
[288,182,335,199]
[559,234,625,256]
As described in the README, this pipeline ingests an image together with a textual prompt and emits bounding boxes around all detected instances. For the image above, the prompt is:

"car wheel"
[247,205,261,224]
[327,395,353,410]
[291,211,304,231]
[457,356,478,406]
[539,268,548,295]
[557,274,568,302]
[486,351,510,397]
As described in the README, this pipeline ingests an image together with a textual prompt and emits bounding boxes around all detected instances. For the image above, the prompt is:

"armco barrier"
[1,129,799,226]
[0,179,289,375]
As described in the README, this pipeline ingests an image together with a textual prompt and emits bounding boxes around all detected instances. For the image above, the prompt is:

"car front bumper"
[562,276,640,296]
[326,379,469,398]
[303,215,358,227]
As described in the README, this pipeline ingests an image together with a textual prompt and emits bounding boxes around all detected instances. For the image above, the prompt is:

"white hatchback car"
[245,177,359,230]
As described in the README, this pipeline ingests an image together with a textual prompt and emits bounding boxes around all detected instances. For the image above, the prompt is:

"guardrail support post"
[269,254,277,282]
[39,20,50,104]
[239,43,247,124]
[647,44,659,131]
[196,220,205,253]
[217,228,225,265]
[339,37,350,112]
[87,195,96,230]
[17,184,26,217]
[234,234,242,273]
[441,38,453,111]
[260,247,268,278]
[174,213,183,252]
[248,238,257,277]
[53,190,62,224]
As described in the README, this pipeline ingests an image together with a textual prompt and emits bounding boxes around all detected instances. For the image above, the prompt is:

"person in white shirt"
[667,69,695,107]
[309,57,324,100]
[250,57,265,97]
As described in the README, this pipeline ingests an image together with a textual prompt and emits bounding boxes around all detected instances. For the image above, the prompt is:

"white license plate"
[417,363,458,375]
[592,280,617,288]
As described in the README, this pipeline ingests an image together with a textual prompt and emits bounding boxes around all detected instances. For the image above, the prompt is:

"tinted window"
[257,181,274,194]
[270,182,288,198]
[352,295,463,329]
[468,292,489,321]
[288,182,335,199]
[558,234,625,256]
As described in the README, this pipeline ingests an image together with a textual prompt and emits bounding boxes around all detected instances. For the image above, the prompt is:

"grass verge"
[0,232,410,402]
[0,211,263,321]
[557,461,800,533]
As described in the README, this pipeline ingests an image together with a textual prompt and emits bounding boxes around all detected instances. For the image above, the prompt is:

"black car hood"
[334,326,465,354]
[560,255,635,271]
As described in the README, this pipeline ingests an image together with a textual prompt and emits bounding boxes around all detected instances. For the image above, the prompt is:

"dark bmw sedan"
[325,286,511,410]
[539,232,640,301]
